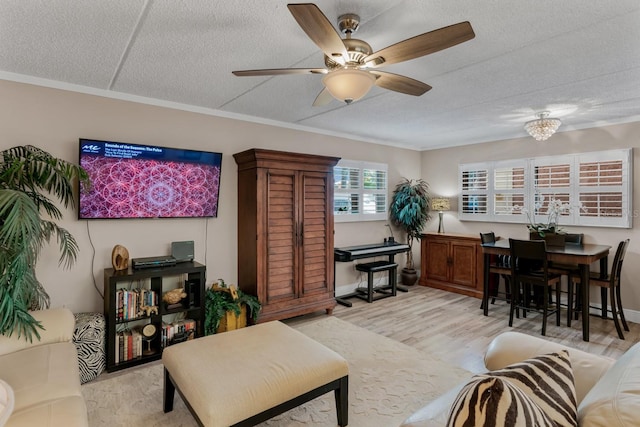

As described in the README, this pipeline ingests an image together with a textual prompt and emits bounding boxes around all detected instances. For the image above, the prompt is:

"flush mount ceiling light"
[322,68,376,104]
[524,111,562,141]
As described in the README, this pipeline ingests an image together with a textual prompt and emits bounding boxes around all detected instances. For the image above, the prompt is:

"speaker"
[185,280,198,308]
[171,240,194,263]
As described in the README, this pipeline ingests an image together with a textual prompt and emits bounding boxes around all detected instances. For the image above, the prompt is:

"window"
[459,149,632,228]
[334,159,387,222]
[460,167,488,217]
[576,150,630,227]
[494,162,526,219]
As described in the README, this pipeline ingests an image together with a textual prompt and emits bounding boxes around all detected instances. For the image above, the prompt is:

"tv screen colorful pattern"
[79,139,222,219]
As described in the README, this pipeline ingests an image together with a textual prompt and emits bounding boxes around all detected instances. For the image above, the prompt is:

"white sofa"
[401,331,640,427]
[0,308,88,427]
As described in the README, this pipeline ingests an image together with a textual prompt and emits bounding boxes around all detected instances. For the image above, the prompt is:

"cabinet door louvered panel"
[300,172,331,295]
[266,170,297,303]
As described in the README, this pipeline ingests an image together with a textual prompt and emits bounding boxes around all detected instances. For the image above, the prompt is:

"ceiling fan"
[232,3,475,106]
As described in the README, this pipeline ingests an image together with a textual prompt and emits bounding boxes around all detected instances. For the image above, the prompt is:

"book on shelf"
[115,328,144,364]
[115,288,158,321]
[161,319,196,348]
[118,332,123,363]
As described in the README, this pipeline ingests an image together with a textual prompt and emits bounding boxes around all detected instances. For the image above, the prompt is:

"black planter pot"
[401,267,418,286]
[529,231,565,247]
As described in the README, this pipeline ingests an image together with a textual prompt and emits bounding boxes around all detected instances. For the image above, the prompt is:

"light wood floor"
[287,285,639,374]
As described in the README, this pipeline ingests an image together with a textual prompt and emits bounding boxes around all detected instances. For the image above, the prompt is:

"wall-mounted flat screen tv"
[79,139,222,219]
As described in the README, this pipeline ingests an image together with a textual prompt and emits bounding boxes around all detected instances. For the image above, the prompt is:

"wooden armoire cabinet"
[419,232,484,298]
[233,149,340,322]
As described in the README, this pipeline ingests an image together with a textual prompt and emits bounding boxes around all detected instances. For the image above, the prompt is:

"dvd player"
[132,255,177,269]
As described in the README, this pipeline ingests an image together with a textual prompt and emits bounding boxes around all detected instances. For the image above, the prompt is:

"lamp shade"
[322,69,376,104]
[431,198,450,211]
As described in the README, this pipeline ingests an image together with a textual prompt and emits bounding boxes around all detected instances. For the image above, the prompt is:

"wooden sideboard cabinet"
[233,148,340,322]
[419,232,484,298]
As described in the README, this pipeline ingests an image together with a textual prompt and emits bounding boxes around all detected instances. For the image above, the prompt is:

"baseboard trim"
[588,303,640,324]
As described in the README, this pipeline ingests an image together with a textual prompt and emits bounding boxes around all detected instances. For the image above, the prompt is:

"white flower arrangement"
[514,193,573,237]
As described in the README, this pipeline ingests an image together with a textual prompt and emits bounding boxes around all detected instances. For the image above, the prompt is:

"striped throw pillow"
[447,350,577,427]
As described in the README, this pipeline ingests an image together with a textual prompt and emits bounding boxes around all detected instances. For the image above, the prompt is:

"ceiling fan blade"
[312,87,334,106]
[364,21,475,68]
[287,3,348,62]
[370,71,432,96]
[232,68,327,76]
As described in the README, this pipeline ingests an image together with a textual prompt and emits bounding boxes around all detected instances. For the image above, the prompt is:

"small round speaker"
[111,245,130,271]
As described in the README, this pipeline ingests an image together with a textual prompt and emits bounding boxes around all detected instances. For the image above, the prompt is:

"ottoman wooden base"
[162,320,349,427]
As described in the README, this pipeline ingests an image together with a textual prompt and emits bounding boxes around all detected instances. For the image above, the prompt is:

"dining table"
[481,239,612,342]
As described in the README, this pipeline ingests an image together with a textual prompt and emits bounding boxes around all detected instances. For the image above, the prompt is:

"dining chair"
[571,239,630,339]
[508,238,562,336]
[479,232,511,309]
[548,233,583,326]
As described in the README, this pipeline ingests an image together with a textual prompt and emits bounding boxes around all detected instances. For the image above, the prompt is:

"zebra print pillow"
[447,350,577,427]
[447,376,556,426]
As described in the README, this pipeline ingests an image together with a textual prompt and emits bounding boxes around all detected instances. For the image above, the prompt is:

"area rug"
[82,316,470,427]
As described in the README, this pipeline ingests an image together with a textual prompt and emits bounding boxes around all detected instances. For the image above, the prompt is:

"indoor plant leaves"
[0,145,89,340]
[389,178,431,270]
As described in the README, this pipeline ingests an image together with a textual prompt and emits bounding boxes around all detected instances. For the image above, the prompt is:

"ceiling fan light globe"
[322,69,375,104]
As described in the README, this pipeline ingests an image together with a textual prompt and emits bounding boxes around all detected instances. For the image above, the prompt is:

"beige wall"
[0,79,421,313]
[420,121,640,320]
[5,77,639,320]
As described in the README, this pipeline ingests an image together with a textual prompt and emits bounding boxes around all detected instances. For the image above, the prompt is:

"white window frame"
[334,159,388,222]
[459,149,632,229]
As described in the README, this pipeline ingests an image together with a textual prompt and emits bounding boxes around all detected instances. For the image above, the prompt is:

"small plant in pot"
[389,178,431,285]
[204,279,261,335]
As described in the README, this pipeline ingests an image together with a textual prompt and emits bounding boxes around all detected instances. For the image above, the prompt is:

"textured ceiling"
[1,1,639,150]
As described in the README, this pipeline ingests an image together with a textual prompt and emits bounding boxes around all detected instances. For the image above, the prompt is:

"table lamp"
[431,198,451,233]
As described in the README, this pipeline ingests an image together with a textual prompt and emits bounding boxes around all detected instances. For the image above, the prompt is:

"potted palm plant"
[389,178,431,285]
[0,145,89,340]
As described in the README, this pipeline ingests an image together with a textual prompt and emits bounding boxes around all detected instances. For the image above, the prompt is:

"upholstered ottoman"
[72,312,106,384]
[162,320,349,427]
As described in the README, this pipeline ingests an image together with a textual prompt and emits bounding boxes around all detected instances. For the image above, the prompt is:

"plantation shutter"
[458,149,632,228]
[575,149,631,227]
[531,156,572,224]
[493,160,527,223]
[459,163,490,221]
[334,160,388,222]
[362,167,387,216]
[334,164,360,216]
